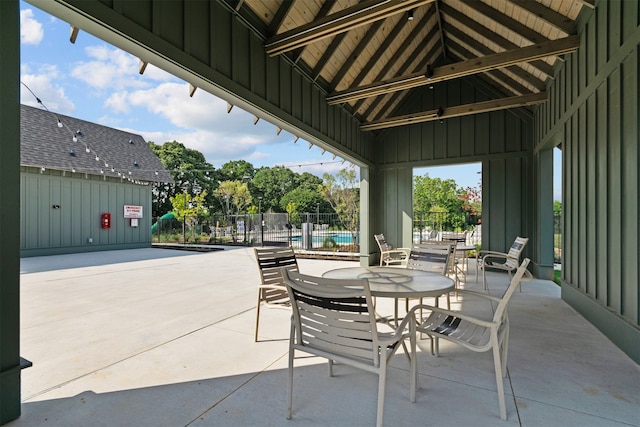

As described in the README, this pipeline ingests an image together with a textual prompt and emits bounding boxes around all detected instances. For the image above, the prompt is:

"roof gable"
[20,104,173,183]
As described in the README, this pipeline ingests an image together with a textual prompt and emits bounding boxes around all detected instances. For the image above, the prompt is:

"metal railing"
[412,211,481,246]
[152,212,360,252]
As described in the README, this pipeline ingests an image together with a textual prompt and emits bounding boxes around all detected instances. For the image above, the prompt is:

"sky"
[18,2,560,198]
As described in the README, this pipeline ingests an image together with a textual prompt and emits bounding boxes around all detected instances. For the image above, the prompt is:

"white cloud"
[104,91,131,114]
[20,68,75,114]
[71,45,155,91]
[20,9,43,45]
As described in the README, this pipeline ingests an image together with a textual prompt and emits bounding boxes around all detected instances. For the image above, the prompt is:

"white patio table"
[322,266,455,325]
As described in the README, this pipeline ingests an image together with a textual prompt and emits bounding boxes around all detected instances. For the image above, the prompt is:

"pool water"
[292,232,359,244]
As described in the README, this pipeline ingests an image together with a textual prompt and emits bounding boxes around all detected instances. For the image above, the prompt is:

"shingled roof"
[20,104,173,184]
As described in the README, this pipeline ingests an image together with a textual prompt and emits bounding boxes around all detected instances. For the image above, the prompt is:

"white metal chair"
[253,247,298,342]
[283,270,417,427]
[477,236,529,290]
[410,259,531,421]
[374,233,410,266]
[406,243,455,311]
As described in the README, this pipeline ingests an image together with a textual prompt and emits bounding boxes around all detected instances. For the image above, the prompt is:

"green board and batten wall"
[535,1,639,361]
[20,168,153,257]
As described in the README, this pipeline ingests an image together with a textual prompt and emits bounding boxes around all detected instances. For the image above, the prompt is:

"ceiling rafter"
[459,0,550,45]
[439,3,554,76]
[443,21,546,92]
[341,13,411,91]
[330,21,384,89]
[507,0,577,35]
[312,33,347,81]
[352,11,438,114]
[268,1,295,36]
[434,0,447,59]
[327,35,580,105]
[370,41,442,121]
[264,0,435,56]
[292,0,336,64]
[361,92,547,131]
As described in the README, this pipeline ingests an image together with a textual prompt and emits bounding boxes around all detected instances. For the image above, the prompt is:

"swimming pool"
[291,232,359,245]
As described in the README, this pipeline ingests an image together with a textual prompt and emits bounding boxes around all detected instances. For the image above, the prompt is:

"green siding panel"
[535,2,640,359]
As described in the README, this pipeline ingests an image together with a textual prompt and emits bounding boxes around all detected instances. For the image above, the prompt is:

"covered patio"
[1,1,638,424]
[9,248,638,426]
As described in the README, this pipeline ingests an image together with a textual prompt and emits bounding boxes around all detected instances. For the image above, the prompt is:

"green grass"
[553,269,561,286]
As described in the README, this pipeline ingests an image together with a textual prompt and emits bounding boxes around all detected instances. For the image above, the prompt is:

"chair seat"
[419,312,493,350]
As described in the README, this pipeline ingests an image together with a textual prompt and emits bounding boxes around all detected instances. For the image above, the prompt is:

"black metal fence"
[412,211,481,246]
[554,214,562,264]
[152,212,360,252]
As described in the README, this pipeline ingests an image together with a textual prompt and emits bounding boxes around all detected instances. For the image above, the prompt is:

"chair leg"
[376,356,387,427]
[410,327,418,402]
[287,347,295,420]
[491,333,507,421]
[254,295,262,342]
[482,266,488,290]
[328,359,334,377]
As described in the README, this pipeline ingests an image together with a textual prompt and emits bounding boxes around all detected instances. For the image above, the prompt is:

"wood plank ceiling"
[226,0,589,131]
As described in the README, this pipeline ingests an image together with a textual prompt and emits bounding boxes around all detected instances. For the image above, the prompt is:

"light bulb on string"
[72,136,78,142]
[85,147,90,153]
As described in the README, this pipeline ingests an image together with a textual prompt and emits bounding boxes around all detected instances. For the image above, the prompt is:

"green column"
[0,0,22,424]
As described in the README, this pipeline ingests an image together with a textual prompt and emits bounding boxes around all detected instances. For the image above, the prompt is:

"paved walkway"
[10,247,639,426]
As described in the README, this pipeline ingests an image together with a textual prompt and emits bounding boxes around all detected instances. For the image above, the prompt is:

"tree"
[219,160,255,182]
[280,187,331,219]
[149,141,217,217]
[253,166,297,212]
[413,173,467,230]
[170,190,208,242]
[215,180,252,215]
[321,168,359,244]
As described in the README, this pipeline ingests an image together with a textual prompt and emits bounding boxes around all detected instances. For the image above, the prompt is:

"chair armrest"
[408,304,497,329]
[453,289,502,302]
[377,313,414,345]
[382,248,409,257]
[477,250,509,258]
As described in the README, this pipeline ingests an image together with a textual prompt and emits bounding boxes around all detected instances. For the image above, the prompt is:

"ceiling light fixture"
[408,9,414,21]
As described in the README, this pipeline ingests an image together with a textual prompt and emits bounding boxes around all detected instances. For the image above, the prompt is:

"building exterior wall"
[534,1,639,362]
[370,77,536,268]
[20,167,153,257]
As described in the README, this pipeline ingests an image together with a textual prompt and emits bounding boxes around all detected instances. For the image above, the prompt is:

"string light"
[20,81,152,186]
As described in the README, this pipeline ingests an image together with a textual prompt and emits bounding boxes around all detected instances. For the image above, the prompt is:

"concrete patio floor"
[10,247,639,427]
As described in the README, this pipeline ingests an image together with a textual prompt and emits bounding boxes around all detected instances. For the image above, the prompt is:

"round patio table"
[322,266,454,299]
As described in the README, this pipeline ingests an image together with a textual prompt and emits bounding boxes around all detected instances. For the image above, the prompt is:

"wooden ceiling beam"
[264,0,435,56]
[361,92,547,131]
[312,33,347,81]
[447,42,525,95]
[507,0,577,35]
[439,3,554,76]
[327,35,579,105]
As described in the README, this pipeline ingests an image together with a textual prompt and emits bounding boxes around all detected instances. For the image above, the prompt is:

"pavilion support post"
[0,0,23,424]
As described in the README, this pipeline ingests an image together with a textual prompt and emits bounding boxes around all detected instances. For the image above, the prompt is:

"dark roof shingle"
[20,104,173,183]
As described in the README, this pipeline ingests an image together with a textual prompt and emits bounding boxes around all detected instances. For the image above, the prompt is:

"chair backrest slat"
[255,247,298,304]
[374,234,392,252]
[409,243,455,275]
[504,237,529,269]
[284,270,378,362]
